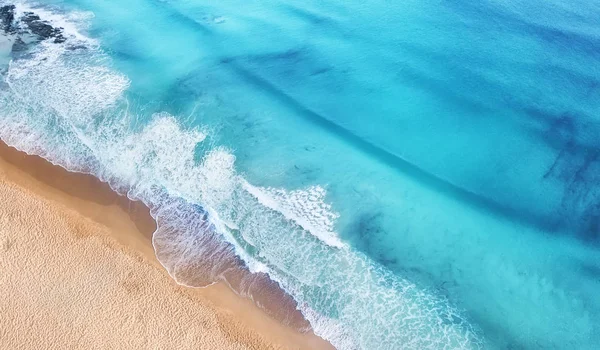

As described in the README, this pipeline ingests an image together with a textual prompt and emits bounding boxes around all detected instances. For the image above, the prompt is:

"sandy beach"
[0,141,332,350]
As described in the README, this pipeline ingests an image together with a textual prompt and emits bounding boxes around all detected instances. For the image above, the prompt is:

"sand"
[0,141,333,350]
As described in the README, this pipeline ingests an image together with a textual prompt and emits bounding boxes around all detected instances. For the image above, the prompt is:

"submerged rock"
[11,37,26,52]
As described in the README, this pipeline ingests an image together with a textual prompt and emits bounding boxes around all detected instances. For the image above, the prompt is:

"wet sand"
[0,140,333,349]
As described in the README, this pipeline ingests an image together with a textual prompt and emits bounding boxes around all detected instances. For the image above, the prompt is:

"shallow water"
[1,0,599,349]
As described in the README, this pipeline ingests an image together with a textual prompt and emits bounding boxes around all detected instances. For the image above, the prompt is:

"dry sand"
[0,141,333,350]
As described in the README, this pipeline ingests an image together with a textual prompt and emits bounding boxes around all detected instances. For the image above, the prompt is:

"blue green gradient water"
[1,0,599,348]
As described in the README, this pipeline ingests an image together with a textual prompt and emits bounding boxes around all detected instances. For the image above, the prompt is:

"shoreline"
[0,140,333,349]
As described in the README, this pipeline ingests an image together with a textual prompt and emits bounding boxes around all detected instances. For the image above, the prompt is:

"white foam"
[6,43,129,126]
[244,181,345,248]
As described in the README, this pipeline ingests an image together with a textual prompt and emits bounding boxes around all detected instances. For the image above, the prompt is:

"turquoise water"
[1,0,600,348]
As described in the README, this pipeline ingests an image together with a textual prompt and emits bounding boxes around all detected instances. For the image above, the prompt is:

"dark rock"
[22,14,54,38]
[0,5,15,33]
[66,44,87,51]
[22,12,40,21]
[21,11,66,43]
[11,37,27,52]
[53,33,67,44]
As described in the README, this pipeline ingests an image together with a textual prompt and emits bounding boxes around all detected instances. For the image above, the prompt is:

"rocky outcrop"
[1,5,67,44]
[0,4,69,59]
[21,12,66,43]
[0,5,15,33]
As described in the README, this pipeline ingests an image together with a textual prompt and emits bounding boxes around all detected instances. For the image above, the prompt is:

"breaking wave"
[0,2,483,349]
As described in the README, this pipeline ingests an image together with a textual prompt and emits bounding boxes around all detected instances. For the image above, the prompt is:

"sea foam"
[243,182,345,248]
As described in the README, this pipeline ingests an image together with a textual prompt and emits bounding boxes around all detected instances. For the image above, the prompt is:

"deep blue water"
[1,0,600,348]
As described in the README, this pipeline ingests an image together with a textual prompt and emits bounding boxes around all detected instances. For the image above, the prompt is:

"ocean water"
[1,0,600,348]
